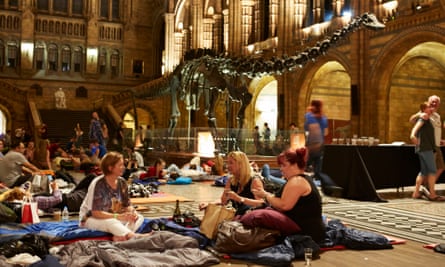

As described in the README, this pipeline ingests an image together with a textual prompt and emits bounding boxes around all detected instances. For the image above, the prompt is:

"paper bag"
[200,203,235,239]
[21,196,40,224]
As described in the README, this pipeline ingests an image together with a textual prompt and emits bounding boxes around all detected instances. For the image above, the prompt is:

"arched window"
[112,0,120,20]
[42,20,48,32]
[73,46,82,72]
[31,84,43,96]
[49,20,54,33]
[100,0,121,21]
[13,16,19,30]
[0,42,4,70]
[72,0,83,15]
[35,19,41,32]
[6,16,12,28]
[7,41,17,68]
[48,44,58,71]
[37,0,49,11]
[99,48,107,74]
[100,0,108,18]
[68,23,73,35]
[0,109,6,137]
[55,21,60,33]
[111,49,119,77]
[61,46,71,72]
[35,44,45,70]
[76,86,88,98]
[9,0,18,9]
[61,22,67,34]
[0,16,5,29]
[54,0,68,13]
[74,24,79,35]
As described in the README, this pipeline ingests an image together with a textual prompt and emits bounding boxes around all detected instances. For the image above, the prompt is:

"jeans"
[307,146,324,176]
[261,164,286,185]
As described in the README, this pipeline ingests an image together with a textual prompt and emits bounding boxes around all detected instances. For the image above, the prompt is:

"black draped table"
[322,145,445,202]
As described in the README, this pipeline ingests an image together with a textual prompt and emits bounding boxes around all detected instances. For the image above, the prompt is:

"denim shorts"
[418,150,437,176]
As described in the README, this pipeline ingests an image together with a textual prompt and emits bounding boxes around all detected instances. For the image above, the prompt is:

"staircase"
[38,109,93,148]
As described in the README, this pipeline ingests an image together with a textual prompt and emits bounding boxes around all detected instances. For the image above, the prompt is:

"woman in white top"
[79,151,151,241]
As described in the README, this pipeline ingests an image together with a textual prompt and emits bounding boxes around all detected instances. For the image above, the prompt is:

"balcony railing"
[124,127,305,156]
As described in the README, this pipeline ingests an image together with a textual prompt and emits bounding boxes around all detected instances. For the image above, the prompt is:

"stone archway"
[388,41,445,143]
[306,61,351,141]
[121,104,159,148]
[250,75,278,140]
[370,26,445,143]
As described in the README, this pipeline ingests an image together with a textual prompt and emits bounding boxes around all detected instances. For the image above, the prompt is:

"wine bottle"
[173,199,183,223]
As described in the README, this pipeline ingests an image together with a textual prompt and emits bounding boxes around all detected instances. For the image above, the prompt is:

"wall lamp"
[413,2,431,12]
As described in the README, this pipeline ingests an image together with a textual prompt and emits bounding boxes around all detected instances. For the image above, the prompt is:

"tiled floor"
[60,172,445,267]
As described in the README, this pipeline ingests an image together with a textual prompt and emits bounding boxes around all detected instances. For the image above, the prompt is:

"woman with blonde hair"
[199,151,265,216]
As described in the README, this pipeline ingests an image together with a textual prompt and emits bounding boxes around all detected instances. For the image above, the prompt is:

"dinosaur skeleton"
[129,13,384,152]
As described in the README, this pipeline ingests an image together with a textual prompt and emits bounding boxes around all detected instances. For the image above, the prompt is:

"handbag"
[199,203,235,239]
[214,220,280,254]
[21,196,40,224]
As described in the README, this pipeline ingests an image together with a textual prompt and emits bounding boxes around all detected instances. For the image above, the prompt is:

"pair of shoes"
[427,195,445,202]
[419,185,431,198]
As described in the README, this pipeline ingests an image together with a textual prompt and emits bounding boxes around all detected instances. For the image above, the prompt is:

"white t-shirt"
[430,112,442,146]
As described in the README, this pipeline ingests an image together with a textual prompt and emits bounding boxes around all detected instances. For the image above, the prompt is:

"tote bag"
[200,203,235,239]
[21,196,40,224]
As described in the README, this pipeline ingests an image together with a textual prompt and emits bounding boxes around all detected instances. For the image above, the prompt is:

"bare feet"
[112,235,128,242]
[427,195,445,201]
[114,231,154,241]
[132,232,154,239]
[419,185,430,198]
[412,192,423,199]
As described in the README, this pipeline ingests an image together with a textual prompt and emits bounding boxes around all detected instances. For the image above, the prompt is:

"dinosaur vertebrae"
[204,13,385,79]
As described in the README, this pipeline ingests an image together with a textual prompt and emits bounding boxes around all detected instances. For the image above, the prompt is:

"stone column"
[164,13,176,73]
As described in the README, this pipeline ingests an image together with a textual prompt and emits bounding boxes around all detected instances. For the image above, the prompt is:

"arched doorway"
[388,41,445,143]
[0,109,6,136]
[308,61,351,140]
[123,107,154,148]
[255,79,278,141]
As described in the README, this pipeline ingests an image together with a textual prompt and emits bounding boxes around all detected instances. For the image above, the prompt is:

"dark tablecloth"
[322,145,445,202]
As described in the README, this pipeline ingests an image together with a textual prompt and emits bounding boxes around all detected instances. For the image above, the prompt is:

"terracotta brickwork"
[0,1,444,146]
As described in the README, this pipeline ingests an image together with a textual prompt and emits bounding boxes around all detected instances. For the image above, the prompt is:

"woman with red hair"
[242,147,325,243]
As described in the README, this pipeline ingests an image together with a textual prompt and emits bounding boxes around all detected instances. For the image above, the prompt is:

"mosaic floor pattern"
[323,201,445,244]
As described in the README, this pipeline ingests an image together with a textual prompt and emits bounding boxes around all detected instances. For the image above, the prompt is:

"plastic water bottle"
[62,206,69,222]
